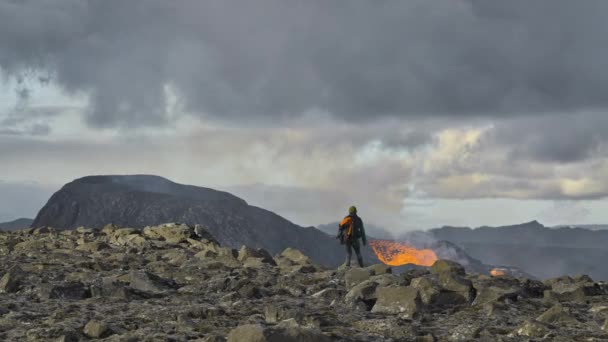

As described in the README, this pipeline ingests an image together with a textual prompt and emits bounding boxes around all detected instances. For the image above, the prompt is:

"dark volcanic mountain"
[430,221,608,280]
[32,175,379,267]
[0,218,34,231]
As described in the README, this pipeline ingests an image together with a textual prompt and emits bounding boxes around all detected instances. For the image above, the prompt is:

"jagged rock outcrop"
[2,224,608,341]
[31,175,379,267]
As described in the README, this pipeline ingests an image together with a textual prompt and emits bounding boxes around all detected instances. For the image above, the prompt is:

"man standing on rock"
[338,206,367,267]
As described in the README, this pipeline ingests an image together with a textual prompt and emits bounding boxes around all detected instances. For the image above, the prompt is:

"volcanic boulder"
[83,320,111,339]
[431,259,466,276]
[345,268,373,290]
[0,265,24,293]
[371,286,423,318]
[227,321,331,342]
[410,276,468,307]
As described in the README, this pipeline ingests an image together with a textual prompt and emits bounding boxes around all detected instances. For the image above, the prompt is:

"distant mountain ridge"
[429,220,608,280]
[553,224,608,231]
[430,220,608,249]
[32,175,379,267]
[0,218,34,231]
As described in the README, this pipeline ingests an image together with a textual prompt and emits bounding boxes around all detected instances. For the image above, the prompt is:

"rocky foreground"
[1,224,608,341]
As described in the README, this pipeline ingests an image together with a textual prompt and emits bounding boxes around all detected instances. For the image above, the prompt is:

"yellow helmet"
[348,206,357,214]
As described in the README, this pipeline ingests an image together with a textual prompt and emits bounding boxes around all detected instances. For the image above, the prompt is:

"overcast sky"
[1,0,608,231]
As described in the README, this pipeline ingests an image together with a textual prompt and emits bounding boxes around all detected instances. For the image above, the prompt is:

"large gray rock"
[143,223,194,243]
[276,248,312,266]
[472,285,518,306]
[90,276,137,299]
[431,260,466,276]
[263,305,313,326]
[13,239,49,252]
[370,274,402,287]
[410,276,440,305]
[110,231,148,248]
[194,224,220,244]
[38,282,90,300]
[0,265,24,293]
[449,323,481,341]
[543,287,595,304]
[512,320,552,338]
[83,320,110,338]
[128,270,175,294]
[345,268,372,290]
[226,321,331,342]
[437,273,476,304]
[543,275,605,304]
[545,275,591,292]
[536,304,578,324]
[101,223,119,235]
[195,243,239,260]
[401,268,431,286]
[472,276,545,307]
[238,246,276,265]
[345,280,379,309]
[411,276,468,307]
[521,279,549,298]
[162,249,192,266]
[371,286,423,318]
[75,241,110,252]
[366,264,392,275]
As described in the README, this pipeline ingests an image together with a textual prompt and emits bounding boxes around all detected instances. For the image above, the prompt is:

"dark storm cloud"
[1,0,608,128]
[490,113,608,163]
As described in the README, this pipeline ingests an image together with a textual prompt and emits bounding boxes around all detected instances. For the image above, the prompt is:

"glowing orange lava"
[369,240,438,267]
[490,268,507,277]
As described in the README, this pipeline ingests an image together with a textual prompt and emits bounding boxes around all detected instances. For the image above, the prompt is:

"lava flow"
[369,239,438,267]
[490,268,507,277]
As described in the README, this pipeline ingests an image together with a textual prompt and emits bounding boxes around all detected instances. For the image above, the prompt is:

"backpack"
[338,216,355,244]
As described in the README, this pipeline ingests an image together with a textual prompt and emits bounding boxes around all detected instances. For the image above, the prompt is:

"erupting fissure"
[490,268,507,277]
[369,239,438,267]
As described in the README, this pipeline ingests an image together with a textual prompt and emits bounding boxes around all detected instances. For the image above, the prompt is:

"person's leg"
[353,239,363,267]
[345,242,353,266]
